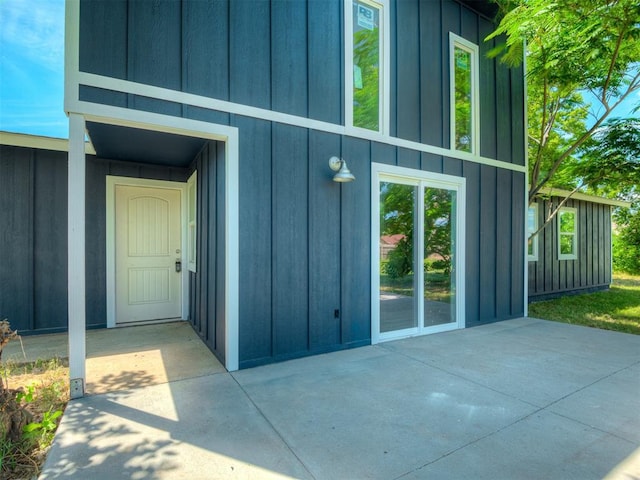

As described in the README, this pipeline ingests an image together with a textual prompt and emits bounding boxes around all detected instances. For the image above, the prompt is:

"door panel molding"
[106,176,188,328]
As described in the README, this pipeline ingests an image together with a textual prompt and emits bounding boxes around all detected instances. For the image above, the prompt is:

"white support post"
[68,113,86,399]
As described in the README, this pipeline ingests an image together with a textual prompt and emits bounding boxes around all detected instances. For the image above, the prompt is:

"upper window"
[527,204,539,261]
[449,33,479,154]
[346,0,388,134]
[187,171,197,272]
[558,207,577,260]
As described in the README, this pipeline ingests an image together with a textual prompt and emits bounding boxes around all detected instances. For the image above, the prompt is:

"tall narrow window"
[187,171,197,272]
[346,0,388,133]
[450,33,479,154]
[528,204,539,261]
[558,207,577,260]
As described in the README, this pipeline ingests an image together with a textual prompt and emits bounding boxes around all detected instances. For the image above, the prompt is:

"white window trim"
[345,0,390,135]
[449,32,480,155]
[528,203,539,261]
[371,163,466,345]
[187,170,197,273]
[558,206,578,260]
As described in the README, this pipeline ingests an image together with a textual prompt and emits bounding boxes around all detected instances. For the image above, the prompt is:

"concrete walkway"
[3,322,225,394]
[36,318,639,479]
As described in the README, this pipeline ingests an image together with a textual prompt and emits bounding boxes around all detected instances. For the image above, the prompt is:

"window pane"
[188,182,196,223]
[189,224,196,264]
[560,234,574,255]
[454,47,472,152]
[353,1,380,131]
[424,188,456,326]
[527,207,536,234]
[379,182,417,332]
[560,211,575,233]
[527,206,537,259]
[187,172,197,272]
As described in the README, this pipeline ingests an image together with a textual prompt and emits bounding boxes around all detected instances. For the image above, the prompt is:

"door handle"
[175,260,182,272]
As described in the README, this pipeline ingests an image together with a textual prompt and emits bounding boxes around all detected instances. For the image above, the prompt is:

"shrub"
[385,238,413,279]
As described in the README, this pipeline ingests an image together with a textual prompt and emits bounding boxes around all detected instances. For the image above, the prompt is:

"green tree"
[380,183,454,278]
[488,0,640,227]
[380,183,414,279]
[573,118,640,198]
[612,203,640,274]
[576,118,640,274]
[353,27,380,131]
[454,48,473,151]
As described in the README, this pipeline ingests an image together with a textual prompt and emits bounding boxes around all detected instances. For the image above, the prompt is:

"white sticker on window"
[357,4,374,30]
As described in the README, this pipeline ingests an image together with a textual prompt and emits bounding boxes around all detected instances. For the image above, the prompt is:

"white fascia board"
[77,102,236,143]
[536,187,631,208]
[0,131,96,155]
[1,131,68,152]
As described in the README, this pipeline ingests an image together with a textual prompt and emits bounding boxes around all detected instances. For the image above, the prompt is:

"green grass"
[529,274,640,334]
[0,356,69,479]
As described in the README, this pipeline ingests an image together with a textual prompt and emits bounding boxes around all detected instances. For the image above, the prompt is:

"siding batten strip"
[68,113,87,399]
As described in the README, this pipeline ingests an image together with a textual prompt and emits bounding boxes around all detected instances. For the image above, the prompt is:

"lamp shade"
[328,156,355,183]
[333,161,355,182]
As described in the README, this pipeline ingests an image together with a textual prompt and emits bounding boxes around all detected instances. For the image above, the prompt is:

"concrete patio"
[16,318,639,479]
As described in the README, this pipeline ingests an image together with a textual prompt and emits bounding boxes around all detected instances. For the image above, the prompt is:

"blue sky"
[0,0,636,141]
[1,0,67,139]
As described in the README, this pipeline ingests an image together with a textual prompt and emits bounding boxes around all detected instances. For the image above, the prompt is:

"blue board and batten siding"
[0,143,191,334]
[78,0,523,161]
[188,141,227,365]
[0,146,68,333]
[528,198,613,300]
[76,0,527,368]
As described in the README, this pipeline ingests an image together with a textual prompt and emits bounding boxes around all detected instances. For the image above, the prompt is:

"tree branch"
[529,75,640,203]
[530,73,549,190]
[601,20,628,104]
[528,183,585,240]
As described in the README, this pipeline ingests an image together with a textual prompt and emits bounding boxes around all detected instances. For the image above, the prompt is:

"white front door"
[115,185,182,324]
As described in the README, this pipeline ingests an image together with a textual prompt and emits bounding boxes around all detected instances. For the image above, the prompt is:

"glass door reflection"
[379,182,417,333]
[378,181,458,337]
[423,187,456,327]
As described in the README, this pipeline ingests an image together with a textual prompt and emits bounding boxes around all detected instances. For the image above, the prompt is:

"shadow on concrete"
[41,402,181,479]
[40,319,640,479]
[88,370,157,395]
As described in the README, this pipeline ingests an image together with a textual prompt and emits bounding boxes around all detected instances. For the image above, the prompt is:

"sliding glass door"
[373,165,465,342]
[379,182,418,333]
[423,187,457,327]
